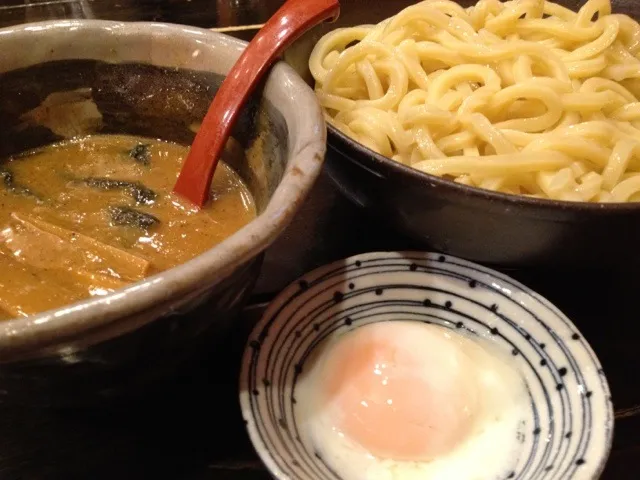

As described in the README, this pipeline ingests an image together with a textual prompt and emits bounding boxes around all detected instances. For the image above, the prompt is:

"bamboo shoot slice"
[11,213,150,280]
[73,270,128,292]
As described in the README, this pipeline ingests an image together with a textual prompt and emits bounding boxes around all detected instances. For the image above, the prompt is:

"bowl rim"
[239,250,614,480]
[327,123,640,214]
[0,19,327,360]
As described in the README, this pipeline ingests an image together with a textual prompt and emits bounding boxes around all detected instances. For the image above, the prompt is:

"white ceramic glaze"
[0,20,326,361]
[240,251,614,480]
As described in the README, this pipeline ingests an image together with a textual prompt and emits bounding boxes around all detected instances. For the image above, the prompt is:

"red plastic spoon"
[173,0,341,208]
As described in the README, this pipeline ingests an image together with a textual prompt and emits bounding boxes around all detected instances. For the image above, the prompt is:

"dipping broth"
[0,134,256,320]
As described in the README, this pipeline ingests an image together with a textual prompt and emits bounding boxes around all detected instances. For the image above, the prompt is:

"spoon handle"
[174,0,341,207]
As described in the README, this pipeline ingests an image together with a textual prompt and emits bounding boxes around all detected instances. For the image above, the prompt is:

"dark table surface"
[0,1,639,479]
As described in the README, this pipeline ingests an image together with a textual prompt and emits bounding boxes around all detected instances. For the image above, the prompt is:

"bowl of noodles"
[286,0,640,268]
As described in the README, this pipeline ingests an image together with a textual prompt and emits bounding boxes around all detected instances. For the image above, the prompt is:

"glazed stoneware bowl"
[284,0,640,269]
[240,251,614,480]
[0,20,325,405]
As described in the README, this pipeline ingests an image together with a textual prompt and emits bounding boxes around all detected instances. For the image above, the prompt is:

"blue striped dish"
[239,251,613,480]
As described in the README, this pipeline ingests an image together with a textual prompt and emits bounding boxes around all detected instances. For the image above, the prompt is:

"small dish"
[240,251,614,480]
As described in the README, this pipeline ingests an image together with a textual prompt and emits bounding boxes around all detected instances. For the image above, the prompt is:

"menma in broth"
[0,134,256,320]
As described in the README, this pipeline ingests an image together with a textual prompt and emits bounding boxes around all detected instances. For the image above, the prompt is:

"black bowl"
[0,21,326,406]
[286,0,640,268]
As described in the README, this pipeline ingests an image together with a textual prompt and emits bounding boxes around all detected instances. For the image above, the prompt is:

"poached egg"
[295,321,528,480]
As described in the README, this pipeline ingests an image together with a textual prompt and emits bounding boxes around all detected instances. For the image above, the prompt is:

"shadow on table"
[0,305,269,480]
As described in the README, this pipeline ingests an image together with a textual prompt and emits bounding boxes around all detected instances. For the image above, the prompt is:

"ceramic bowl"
[240,251,614,480]
[0,20,325,405]
[284,0,640,269]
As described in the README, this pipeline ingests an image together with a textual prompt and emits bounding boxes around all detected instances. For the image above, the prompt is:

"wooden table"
[0,1,638,479]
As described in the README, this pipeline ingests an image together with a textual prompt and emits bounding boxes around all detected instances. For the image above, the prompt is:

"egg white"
[294,321,529,480]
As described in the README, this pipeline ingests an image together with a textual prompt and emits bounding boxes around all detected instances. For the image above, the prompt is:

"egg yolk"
[321,322,479,462]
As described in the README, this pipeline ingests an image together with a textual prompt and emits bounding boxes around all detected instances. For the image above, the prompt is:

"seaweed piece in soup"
[0,168,11,186]
[82,177,157,205]
[128,143,151,165]
[110,206,160,229]
[0,167,41,202]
